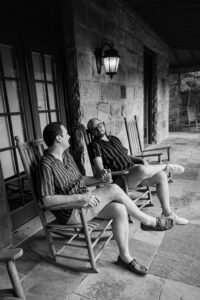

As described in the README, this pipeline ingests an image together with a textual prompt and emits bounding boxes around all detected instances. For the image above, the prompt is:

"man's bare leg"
[98,202,132,262]
[97,201,148,275]
[126,164,168,188]
[140,171,171,216]
[92,184,157,227]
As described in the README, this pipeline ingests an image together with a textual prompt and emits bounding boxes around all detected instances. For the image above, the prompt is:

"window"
[32,52,60,132]
[0,44,30,213]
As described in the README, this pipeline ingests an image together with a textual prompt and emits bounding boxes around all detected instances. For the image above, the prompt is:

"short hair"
[87,118,101,132]
[43,122,63,147]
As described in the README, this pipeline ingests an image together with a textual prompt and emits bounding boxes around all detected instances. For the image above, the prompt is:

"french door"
[0,37,67,229]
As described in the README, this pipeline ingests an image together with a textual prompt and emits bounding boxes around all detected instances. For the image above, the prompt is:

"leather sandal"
[116,256,148,276]
[141,217,174,231]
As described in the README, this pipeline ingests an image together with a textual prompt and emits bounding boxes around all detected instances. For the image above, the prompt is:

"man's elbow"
[42,195,53,207]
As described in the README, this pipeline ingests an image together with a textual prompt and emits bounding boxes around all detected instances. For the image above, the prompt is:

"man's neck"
[47,145,64,161]
[98,134,109,141]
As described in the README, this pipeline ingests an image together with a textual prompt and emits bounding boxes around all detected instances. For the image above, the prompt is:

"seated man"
[36,122,174,276]
[87,118,188,225]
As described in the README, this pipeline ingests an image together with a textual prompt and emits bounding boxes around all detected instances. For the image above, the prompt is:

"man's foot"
[165,163,184,174]
[116,256,148,276]
[141,217,174,231]
[162,211,188,225]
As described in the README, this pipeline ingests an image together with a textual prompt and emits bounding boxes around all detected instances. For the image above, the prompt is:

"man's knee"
[111,202,128,219]
[133,165,147,177]
[155,170,168,183]
[105,183,123,195]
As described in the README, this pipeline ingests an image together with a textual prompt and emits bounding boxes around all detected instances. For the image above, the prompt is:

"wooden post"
[0,160,13,250]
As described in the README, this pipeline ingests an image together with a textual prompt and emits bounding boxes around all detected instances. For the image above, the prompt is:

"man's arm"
[43,192,100,209]
[92,156,111,179]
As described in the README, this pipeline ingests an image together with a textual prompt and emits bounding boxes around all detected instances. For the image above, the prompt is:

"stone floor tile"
[99,238,157,269]
[150,224,200,287]
[68,293,91,300]
[151,255,200,288]
[74,260,164,300]
[134,227,166,247]
[21,263,85,300]
[156,224,200,263]
[160,278,200,300]
[188,181,200,192]
[168,180,190,197]
[177,199,200,225]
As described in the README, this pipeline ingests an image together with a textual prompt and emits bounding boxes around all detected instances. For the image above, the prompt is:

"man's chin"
[98,133,105,138]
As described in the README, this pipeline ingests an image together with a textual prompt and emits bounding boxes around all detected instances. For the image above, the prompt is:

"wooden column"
[0,160,13,250]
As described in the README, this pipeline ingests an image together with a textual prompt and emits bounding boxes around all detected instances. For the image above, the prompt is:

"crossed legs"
[126,164,171,216]
[81,184,158,263]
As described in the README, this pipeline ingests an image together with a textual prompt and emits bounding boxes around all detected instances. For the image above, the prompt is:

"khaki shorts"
[67,206,99,224]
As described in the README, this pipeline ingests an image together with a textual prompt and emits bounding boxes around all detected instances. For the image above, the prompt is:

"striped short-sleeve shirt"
[36,149,87,224]
[88,135,134,171]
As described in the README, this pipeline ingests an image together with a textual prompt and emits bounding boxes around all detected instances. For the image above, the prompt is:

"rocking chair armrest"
[45,203,88,211]
[142,146,171,152]
[138,153,163,158]
[111,170,129,176]
[0,248,23,262]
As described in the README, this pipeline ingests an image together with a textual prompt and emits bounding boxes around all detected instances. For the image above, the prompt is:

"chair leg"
[45,229,57,259]
[6,260,26,299]
[79,208,97,272]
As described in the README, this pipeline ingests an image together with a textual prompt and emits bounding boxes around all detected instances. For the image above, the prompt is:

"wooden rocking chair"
[124,116,172,182]
[81,124,152,211]
[15,136,113,273]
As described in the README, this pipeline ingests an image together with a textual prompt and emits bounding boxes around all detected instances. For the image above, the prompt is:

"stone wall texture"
[72,0,169,147]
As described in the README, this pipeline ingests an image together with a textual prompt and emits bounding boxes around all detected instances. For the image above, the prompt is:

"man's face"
[89,119,106,138]
[60,125,70,148]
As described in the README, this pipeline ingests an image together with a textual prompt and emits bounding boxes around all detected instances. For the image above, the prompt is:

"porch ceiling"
[125,0,200,73]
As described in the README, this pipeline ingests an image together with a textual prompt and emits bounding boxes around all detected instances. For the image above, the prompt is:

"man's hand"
[98,169,112,183]
[81,192,101,207]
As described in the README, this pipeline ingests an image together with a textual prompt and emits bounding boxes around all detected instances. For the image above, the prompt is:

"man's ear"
[56,135,62,143]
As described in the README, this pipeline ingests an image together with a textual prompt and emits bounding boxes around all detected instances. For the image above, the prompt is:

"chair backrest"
[124,116,143,156]
[15,136,46,207]
[83,117,142,157]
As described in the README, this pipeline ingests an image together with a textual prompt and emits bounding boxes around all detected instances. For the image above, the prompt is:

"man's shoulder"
[109,135,120,142]
[39,153,54,169]
[88,140,99,147]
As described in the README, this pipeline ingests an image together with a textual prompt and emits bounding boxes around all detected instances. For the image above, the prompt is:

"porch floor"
[1,132,200,300]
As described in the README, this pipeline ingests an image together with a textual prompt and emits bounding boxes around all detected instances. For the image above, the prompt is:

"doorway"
[0,38,67,229]
[143,47,156,146]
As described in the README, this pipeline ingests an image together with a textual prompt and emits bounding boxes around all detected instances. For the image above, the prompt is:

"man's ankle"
[144,217,156,227]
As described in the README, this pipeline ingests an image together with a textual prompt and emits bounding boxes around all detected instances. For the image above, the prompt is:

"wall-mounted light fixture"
[95,43,120,79]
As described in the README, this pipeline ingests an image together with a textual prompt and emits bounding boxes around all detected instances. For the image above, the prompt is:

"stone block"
[74,0,88,25]
[103,20,119,39]
[77,51,93,80]
[126,85,135,101]
[81,103,97,124]
[88,6,105,33]
[101,83,121,101]
[80,81,100,103]
[96,102,110,121]
[76,23,101,51]
[110,101,122,119]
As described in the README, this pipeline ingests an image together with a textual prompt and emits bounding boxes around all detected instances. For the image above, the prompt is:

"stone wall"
[72,0,170,145]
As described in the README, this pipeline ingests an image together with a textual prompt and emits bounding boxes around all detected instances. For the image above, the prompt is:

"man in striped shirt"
[36,122,176,276]
[87,118,188,225]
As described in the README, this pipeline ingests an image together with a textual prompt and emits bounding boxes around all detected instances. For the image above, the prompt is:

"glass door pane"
[32,52,60,132]
[0,44,32,221]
